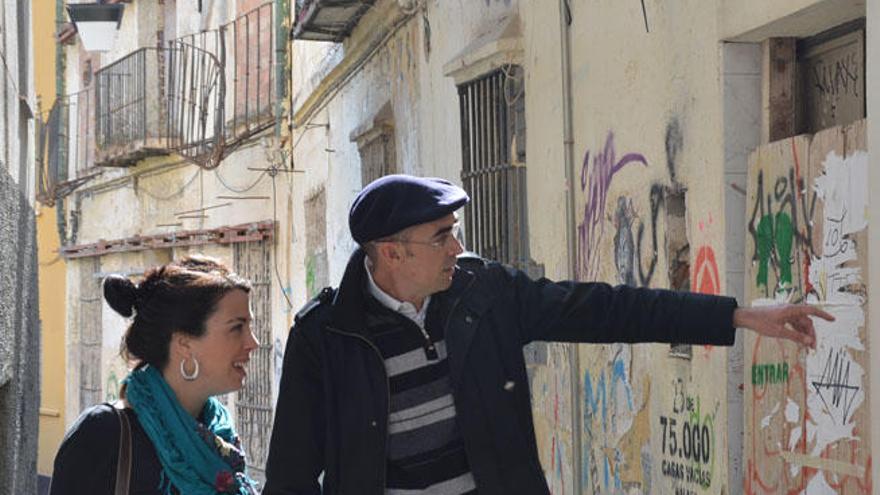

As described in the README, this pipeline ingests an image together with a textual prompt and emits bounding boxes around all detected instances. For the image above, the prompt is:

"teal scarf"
[123,365,258,494]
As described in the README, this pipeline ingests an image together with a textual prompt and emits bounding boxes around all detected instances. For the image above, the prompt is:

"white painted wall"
[868,0,880,490]
[722,41,762,495]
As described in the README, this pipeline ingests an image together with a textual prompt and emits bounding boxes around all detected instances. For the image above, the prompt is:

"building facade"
[38,0,880,492]
[0,0,39,493]
[49,0,294,484]
[287,0,877,493]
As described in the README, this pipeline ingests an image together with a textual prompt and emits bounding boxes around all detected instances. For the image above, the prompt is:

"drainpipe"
[275,0,289,138]
[559,0,581,493]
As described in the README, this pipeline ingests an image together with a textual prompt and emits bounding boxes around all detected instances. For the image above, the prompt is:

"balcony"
[293,0,376,42]
[165,36,226,168]
[37,87,100,205]
[94,47,169,167]
[54,1,282,174]
[170,1,278,161]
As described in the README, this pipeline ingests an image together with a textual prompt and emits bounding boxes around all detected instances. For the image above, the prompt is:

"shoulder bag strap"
[112,402,132,495]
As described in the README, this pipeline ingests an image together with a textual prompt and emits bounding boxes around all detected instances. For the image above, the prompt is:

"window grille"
[233,240,274,481]
[95,47,166,159]
[457,65,530,267]
[355,125,396,186]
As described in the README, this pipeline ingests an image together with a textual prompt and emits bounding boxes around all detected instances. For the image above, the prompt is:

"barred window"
[457,65,529,267]
[356,125,396,186]
[233,240,274,482]
[352,103,397,186]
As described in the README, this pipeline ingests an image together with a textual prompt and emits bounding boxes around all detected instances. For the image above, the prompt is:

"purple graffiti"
[577,132,648,281]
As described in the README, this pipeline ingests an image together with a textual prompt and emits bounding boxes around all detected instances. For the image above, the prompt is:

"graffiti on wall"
[575,122,725,495]
[577,131,647,282]
[691,217,720,296]
[745,122,871,495]
[585,119,689,289]
[746,139,818,300]
[532,344,574,495]
[580,345,652,494]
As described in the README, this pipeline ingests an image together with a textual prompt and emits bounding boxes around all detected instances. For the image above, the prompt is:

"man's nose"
[449,235,464,256]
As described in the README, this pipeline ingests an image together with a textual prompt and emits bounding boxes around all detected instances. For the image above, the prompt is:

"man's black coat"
[263,250,737,494]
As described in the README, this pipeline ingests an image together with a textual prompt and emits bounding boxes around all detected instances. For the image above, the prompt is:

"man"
[264,174,832,495]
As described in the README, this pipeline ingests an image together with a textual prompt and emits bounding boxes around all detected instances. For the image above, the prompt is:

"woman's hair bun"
[103,274,138,318]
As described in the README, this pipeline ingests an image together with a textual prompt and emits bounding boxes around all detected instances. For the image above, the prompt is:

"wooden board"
[744,120,871,494]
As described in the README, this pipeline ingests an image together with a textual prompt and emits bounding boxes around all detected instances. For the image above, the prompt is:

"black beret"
[349,174,470,244]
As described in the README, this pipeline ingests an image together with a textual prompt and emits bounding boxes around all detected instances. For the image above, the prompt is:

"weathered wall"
[560,1,730,493]
[63,149,294,408]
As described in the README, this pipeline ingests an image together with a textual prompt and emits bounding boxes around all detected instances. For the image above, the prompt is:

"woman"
[51,255,260,494]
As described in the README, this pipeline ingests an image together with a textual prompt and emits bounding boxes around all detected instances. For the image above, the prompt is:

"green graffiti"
[775,212,793,286]
[105,370,119,402]
[751,362,789,385]
[305,256,316,298]
[755,212,794,289]
[756,215,772,287]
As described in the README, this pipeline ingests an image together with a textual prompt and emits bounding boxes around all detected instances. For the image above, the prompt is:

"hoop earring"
[180,356,200,381]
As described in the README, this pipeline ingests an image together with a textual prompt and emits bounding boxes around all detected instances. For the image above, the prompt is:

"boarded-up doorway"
[743,120,870,494]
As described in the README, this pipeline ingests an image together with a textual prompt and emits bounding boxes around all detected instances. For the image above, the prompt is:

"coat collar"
[326,249,371,334]
[327,249,490,338]
[327,250,501,389]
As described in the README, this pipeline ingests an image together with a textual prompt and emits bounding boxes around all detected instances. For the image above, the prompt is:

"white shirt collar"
[363,256,431,328]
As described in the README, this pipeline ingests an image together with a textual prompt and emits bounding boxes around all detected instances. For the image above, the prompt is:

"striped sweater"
[364,265,477,494]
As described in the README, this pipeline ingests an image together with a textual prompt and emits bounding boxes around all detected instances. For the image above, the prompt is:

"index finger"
[804,305,835,322]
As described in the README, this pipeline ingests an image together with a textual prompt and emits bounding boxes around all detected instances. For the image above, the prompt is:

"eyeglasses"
[377,223,462,250]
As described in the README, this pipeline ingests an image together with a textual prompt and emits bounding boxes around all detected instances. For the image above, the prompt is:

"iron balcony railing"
[94,47,168,167]
[62,88,98,178]
[36,87,99,205]
[56,1,282,173]
[166,37,226,168]
[170,1,277,161]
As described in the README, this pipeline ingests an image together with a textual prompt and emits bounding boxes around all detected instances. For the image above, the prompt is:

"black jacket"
[50,404,169,494]
[263,251,737,495]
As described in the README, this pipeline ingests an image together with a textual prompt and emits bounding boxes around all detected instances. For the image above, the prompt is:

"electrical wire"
[271,173,293,309]
[135,166,202,201]
[214,166,268,194]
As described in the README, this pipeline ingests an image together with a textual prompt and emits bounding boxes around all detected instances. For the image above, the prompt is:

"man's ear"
[378,241,403,265]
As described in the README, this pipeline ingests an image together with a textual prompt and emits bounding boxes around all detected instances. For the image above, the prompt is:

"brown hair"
[102,255,251,370]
